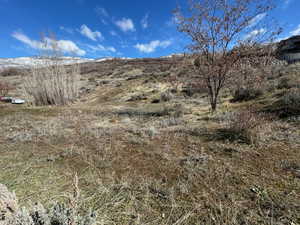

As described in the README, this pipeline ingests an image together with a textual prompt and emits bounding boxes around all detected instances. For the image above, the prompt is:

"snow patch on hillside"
[0,56,137,69]
[0,57,93,69]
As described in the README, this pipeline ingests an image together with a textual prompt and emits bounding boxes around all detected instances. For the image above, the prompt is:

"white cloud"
[290,24,300,36]
[115,18,135,32]
[59,26,74,34]
[141,13,149,29]
[12,31,86,56]
[95,6,109,25]
[87,44,116,53]
[12,32,41,48]
[110,30,117,36]
[101,19,108,25]
[134,40,172,53]
[244,28,266,40]
[95,6,109,17]
[248,13,266,28]
[54,39,86,56]
[80,24,103,41]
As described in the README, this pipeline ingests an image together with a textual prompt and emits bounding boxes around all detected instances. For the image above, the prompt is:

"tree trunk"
[208,85,218,113]
[210,96,217,113]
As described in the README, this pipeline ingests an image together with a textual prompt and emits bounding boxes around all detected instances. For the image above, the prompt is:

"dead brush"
[23,63,80,106]
[280,87,300,117]
[22,34,80,106]
[0,82,14,97]
[223,109,273,145]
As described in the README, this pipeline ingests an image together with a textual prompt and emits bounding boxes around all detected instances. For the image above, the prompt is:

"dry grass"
[1,104,299,224]
[0,58,300,224]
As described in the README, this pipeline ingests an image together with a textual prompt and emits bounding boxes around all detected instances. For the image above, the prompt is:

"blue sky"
[0,0,299,58]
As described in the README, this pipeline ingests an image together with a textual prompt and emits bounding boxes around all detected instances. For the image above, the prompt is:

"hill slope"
[0,57,299,224]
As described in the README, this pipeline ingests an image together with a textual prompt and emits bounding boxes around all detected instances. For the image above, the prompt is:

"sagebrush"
[0,180,96,225]
[222,109,272,145]
[280,87,300,117]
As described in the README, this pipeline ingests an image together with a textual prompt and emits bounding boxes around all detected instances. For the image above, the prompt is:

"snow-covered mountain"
[0,56,137,70]
[0,55,182,70]
[160,53,184,59]
[94,57,132,62]
[0,57,94,69]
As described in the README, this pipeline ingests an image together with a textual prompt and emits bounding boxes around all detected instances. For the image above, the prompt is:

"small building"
[277,35,300,64]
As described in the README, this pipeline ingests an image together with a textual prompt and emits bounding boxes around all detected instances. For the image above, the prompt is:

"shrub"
[5,202,96,225]
[159,117,184,128]
[279,87,300,117]
[160,90,173,102]
[0,68,22,77]
[277,77,293,89]
[0,183,18,220]
[231,87,263,102]
[23,62,80,106]
[88,77,96,83]
[169,103,184,118]
[181,81,207,97]
[222,109,271,145]
[0,82,14,96]
[1,178,96,225]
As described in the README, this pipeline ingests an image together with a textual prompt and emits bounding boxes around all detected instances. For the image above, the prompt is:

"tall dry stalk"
[23,33,80,106]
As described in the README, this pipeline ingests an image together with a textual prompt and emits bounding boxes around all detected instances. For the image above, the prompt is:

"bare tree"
[175,0,281,112]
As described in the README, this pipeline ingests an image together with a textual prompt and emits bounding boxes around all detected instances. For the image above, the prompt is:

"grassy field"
[0,58,299,224]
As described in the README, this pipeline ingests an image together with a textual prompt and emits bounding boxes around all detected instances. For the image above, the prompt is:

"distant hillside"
[0,56,94,69]
[0,55,182,70]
